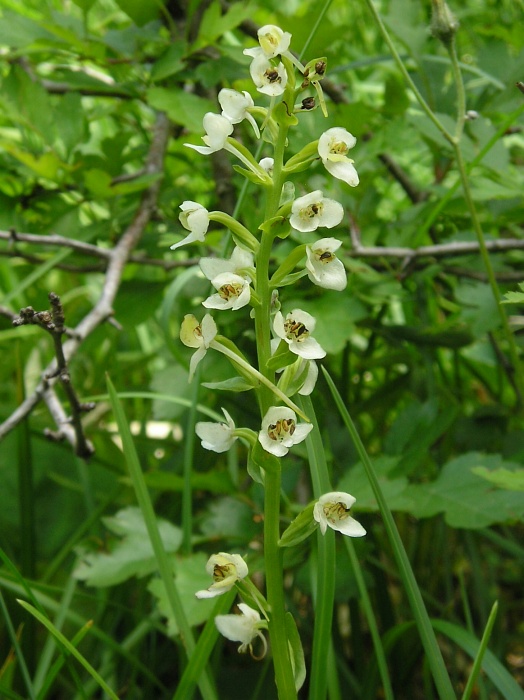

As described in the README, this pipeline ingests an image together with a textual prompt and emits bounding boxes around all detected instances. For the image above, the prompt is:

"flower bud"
[430,0,459,46]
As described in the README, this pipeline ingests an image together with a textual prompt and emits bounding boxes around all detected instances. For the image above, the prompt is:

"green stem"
[254,113,297,699]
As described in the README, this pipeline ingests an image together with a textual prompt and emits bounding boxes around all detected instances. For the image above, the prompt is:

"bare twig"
[12,294,96,458]
[0,112,171,450]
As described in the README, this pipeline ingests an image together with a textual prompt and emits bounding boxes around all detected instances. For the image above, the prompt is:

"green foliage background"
[0,0,523,698]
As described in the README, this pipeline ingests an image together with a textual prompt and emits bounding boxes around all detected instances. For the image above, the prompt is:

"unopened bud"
[430,0,459,46]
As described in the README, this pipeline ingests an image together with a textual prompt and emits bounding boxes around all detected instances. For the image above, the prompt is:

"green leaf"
[191,0,252,51]
[146,88,214,130]
[285,612,306,691]
[113,0,165,26]
[142,470,235,495]
[150,43,187,82]
[471,467,524,492]
[279,503,317,547]
[73,506,183,586]
[338,457,410,512]
[71,0,97,11]
[202,377,256,392]
[148,553,217,636]
[199,496,259,540]
[402,453,524,528]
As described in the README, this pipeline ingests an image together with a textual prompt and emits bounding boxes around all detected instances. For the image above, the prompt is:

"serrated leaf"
[73,507,182,586]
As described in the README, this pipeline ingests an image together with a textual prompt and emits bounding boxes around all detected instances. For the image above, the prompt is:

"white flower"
[306,237,347,291]
[170,201,210,250]
[298,359,318,395]
[185,112,234,155]
[195,408,237,453]
[289,190,344,232]
[318,127,359,187]
[313,492,366,537]
[218,88,260,138]
[273,309,326,360]
[215,603,267,659]
[258,406,313,457]
[202,272,251,311]
[199,246,254,282]
[195,552,248,599]
[180,313,217,380]
[248,53,287,96]
[243,25,291,59]
[259,157,274,175]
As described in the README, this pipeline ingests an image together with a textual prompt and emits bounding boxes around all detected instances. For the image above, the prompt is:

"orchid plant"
[172,24,365,699]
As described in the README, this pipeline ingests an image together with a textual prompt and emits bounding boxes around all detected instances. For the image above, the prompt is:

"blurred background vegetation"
[0,0,523,697]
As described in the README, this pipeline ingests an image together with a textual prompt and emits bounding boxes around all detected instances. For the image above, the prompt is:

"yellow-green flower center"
[329,139,349,157]
[213,563,235,581]
[323,501,350,524]
[218,282,243,300]
[267,418,296,442]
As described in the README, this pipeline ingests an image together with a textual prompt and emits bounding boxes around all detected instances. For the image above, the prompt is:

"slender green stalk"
[106,376,217,700]
[0,591,36,700]
[461,602,498,700]
[322,367,456,700]
[299,396,336,700]
[182,365,200,554]
[17,600,118,700]
[362,0,453,143]
[446,39,524,404]
[254,114,297,699]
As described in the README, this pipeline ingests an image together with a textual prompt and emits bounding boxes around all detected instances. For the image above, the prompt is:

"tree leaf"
[73,507,183,586]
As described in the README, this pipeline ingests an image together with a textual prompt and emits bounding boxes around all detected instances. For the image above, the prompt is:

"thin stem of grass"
[106,375,217,700]
[322,367,456,700]
[0,591,36,700]
[182,365,200,554]
[299,395,336,700]
[446,40,524,405]
[462,601,499,700]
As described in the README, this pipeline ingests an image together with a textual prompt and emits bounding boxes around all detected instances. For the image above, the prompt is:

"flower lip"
[170,202,210,250]
[180,313,217,380]
[290,190,344,232]
[218,88,260,138]
[313,491,366,537]
[273,309,326,360]
[215,603,267,659]
[185,112,234,155]
[195,408,237,453]
[248,53,287,96]
[258,406,313,457]
[318,127,359,187]
[202,272,251,311]
[195,552,248,599]
[257,24,292,57]
[306,237,347,291]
